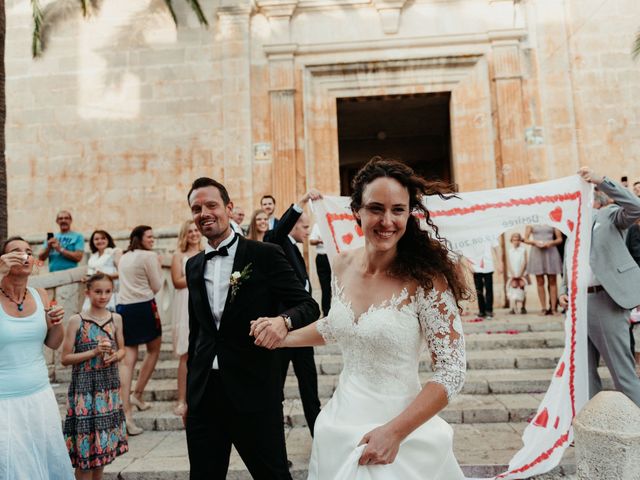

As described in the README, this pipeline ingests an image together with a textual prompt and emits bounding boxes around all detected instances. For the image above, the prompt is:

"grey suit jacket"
[589,177,640,309]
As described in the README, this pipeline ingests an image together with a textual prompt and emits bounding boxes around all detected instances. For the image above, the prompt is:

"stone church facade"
[5,0,640,236]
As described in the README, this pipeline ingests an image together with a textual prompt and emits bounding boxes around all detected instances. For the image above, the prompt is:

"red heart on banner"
[567,220,574,232]
[549,207,563,223]
[554,416,560,429]
[533,408,549,428]
[342,233,354,245]
[555,361,565,378]
[355,225,363,237]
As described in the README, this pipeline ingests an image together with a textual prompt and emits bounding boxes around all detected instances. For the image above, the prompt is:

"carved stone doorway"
[336,93,452,196]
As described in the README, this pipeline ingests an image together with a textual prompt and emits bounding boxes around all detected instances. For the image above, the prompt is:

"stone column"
[218,2,253,203]
[490,36,530,187]
[258,1,299,206]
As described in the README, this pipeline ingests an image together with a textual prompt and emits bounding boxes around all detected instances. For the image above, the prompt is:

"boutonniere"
[229,263,252,302]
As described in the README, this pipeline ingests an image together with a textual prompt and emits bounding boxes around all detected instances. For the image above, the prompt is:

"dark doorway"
[337,93,452,196]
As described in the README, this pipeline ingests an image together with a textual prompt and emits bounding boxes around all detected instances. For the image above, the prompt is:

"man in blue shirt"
[38,210,85,271]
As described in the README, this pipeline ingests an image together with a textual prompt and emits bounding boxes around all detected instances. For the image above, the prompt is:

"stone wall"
[5,0,640,239]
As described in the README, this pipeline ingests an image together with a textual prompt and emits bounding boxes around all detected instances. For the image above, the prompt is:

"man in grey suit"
[560,167,640,407]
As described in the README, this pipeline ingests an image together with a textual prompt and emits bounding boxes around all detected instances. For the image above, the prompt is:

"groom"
[184,177,320,479]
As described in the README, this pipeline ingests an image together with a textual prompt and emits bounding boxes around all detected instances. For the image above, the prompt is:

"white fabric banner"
[312,175,593,479]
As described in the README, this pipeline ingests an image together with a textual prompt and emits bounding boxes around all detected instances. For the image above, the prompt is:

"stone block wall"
[5,0,640,240]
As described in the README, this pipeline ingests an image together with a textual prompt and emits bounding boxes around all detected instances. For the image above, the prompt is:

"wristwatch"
[281,314,293,331]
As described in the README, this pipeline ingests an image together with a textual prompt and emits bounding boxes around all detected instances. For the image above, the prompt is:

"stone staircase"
[53,311,592,479]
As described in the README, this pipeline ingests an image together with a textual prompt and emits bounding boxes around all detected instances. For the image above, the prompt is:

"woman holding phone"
[0,236,74,479]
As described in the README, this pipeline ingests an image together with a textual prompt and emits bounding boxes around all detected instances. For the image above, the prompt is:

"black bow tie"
[205,234,237,261]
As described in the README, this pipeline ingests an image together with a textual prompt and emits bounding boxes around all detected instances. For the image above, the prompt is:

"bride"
[252,157,471,479]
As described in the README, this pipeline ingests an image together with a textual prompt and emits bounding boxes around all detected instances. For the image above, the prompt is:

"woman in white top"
[82,230,122,312]
[116,226,163,435]
[0,236,73,479]
[170,220,203,417]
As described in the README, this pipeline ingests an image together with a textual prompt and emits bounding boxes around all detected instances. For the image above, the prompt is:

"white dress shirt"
[230,220,244,236]
[204,229,238,369]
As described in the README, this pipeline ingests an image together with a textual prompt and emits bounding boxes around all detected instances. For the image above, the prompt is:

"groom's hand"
[250,316,288,349]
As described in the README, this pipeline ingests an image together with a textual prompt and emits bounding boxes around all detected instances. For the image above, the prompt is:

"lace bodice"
[316,277,465,400]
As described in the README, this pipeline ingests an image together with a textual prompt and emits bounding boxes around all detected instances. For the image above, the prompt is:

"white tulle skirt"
[0,387,74,480]
[308,375,464,480]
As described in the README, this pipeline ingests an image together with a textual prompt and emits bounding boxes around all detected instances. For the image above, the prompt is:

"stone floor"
[53,310,590,479]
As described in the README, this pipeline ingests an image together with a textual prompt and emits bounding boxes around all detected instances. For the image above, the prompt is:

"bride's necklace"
[0,286,28,311]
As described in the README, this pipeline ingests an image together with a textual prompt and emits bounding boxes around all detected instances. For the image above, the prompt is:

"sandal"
[126,417,144,436]
[130,393,152,411]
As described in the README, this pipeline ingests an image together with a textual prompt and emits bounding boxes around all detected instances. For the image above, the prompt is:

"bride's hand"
[357,425,401,465]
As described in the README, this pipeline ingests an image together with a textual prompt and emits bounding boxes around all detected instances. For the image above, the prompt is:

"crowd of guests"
[1,169,639,479]
[470,224,565,319]
[0,187,335,478]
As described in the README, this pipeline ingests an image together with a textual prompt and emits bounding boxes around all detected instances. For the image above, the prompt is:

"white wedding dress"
[309,277,466,480]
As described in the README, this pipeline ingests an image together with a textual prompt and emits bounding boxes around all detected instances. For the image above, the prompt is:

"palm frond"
[184,0,208,26]
[633,31,640,60]
[80,0,90,17]
[31,0,101,58]
[163,0,178,25]
[31,0,44,58]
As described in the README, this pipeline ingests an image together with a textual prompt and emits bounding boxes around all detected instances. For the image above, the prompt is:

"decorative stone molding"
[217,0,253,16]
[256,0,299,44]
[372,0,407,35]
[255,0,299,18]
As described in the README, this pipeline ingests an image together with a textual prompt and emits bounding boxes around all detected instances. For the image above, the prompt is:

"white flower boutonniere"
[229,263,252,302]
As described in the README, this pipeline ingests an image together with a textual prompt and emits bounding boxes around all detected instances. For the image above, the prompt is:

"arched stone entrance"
[300,54,504,198]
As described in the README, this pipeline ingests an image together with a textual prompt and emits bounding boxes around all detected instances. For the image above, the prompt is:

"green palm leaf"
[80,0,88,16]
[163,0,208,26]
[32,0,207,58]
[633,31,640,60]
[163,0,178,25]
[184,0,208,26]
[31,0,44,58]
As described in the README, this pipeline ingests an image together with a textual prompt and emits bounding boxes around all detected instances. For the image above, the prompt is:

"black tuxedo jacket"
[264,205,310,294]
[185,236,319,413]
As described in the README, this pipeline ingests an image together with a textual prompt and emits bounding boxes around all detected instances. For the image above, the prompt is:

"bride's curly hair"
[350,157,472,309]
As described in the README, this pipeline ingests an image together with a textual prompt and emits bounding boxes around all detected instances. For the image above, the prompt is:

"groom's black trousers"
[186,371,292,480]
[280,347,321,436]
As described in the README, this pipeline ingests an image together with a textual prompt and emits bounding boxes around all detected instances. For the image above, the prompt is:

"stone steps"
[54,347,568,382]
[101,425,576,480]
[55,311,582,479]
[58,392,569,431]
[54,367,613,404]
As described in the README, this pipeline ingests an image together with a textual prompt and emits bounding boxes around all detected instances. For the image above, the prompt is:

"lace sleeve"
[417,285,466,401]
[316,318,337,344]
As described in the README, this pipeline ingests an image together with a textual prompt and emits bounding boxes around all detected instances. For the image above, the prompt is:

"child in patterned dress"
[61,273,128,479]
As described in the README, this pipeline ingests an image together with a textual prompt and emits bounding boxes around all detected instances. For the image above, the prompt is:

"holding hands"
[250,316,288,349]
